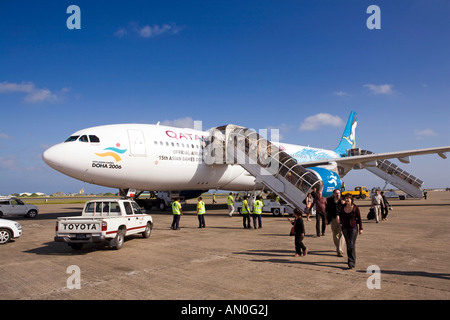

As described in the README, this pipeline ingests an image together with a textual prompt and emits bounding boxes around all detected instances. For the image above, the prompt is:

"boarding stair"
[347,149,424,198]
[204,125,323,211]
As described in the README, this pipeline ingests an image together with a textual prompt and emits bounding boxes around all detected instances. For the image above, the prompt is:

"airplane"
[42,111,450,200]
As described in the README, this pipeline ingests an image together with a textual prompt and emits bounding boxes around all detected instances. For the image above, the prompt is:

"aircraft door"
[128,129,147,156]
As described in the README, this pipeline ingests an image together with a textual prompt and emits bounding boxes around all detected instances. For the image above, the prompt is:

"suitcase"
[367,208,375,220]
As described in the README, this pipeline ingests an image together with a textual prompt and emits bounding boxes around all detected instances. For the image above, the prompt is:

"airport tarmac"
[1,192,449,301]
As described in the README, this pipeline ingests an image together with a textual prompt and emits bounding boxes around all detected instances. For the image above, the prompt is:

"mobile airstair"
[204,125,323,211]
[347,149,424,198]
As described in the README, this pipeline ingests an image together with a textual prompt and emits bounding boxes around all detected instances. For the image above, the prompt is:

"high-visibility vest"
[172,201,181,215]
[227,195,234,205]
[197,201,205,215]
[242,200,249,214]
[253,200,263,214]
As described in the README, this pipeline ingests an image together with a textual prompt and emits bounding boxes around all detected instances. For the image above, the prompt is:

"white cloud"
[115,22,184,39]
[265,124,291,142]
[0,81,69,103]
[299,113,344,131]
[161,117,197,129]
[0,155,18,171]
[364,83,394,95]
[414,128,438,137]
[334,91,351,97]
[0,131,12,140]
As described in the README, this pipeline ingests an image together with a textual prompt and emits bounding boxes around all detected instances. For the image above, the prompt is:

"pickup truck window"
[124,202,133,215]
[85,201,122,216]
[131,202,143,214]
[110,202,120,213]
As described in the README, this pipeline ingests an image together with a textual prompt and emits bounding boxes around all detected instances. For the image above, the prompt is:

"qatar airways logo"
[165,130,206,141]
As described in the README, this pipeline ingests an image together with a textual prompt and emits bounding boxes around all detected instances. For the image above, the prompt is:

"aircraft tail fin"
[334,111,358,156]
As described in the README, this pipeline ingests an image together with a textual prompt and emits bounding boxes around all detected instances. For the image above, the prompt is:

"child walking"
[288,208,308,257]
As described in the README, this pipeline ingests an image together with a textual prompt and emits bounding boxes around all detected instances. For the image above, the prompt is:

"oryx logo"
[95,143,127,162]
[328,172,338,187]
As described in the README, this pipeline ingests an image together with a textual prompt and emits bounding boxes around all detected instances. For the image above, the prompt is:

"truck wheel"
[26,209,38,218]
[272,208,281,216]
[158,202,166,211]
[0,228,12,244]
[361,194,366,199]
[142,222,152,238]
[113,229,125,250]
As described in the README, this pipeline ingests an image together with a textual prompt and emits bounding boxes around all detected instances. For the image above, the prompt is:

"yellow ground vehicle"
[342,186,370,199]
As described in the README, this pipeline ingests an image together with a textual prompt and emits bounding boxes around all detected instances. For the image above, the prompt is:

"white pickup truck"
[55,198,153,250]
[235,197,294,216]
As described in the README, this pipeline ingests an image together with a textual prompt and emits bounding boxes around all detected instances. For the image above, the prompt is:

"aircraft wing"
[300,146,450,167]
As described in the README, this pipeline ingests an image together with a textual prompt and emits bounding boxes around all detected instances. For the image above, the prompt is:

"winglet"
[334,111,358,156]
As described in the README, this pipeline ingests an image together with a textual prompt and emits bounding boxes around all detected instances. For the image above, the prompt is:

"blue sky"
[1,0,449,195]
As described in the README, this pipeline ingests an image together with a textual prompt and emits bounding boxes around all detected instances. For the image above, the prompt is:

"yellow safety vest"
[253,200,263,214]
[197,201,205,215]
[172,201,181,215]
[227,195,234,205]
[242,199,249,214]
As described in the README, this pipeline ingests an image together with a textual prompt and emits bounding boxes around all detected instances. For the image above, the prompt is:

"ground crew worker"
[252,196,263,229]
[197,196,206,228]
[227,192,235,217]
[242,195,252,229]
[171,198,183,230]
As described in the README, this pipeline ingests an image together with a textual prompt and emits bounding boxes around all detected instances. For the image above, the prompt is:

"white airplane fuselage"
[42,123,341,192]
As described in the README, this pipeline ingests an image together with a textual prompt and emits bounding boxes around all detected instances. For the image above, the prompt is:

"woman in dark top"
[338,194,363,269]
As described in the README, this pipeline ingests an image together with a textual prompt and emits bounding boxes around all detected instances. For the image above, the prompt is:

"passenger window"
[89,135,100,143]
[79,135,89,143]
[124,202,133,215]
[102,202,110,213]
[0,201,9,205]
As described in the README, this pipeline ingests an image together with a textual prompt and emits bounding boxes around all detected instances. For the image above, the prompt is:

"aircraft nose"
[42,144,66,169]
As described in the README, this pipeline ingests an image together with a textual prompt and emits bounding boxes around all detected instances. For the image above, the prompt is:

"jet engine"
[307,167,342,197]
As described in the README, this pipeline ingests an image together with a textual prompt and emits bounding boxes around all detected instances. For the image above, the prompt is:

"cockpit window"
[64,134,100,143]
[89,135,100,143]
[64,136,80,142]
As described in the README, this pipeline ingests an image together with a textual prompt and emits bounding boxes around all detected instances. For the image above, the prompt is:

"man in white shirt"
[371,189,385,223]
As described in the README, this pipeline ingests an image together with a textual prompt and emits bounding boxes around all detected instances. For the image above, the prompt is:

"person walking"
[197,197,206,228]
[241,195,252,229]
[304,193,312,221]
[252,196,263,229]
[171,198,183,230]
[380,191,390,221]
[326,189,345,257]
[371,189,384,223]
[227,193,235,217]
[338,194,363,269]
[288,208,308,257]
[312,190,327,237]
